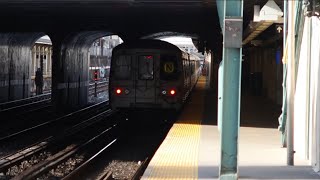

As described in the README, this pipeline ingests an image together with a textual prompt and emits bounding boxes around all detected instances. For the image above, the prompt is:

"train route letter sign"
[164,62,174,73]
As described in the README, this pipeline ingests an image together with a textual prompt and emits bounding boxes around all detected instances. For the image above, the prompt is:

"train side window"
[183,59,188,77]
[183,60,187,77]
[160,55,178,80]
[191,61,195,74]
[138,55,154,80]
[114,55,131,80]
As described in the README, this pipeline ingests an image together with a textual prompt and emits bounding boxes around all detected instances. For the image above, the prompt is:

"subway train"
[109,39,202,111]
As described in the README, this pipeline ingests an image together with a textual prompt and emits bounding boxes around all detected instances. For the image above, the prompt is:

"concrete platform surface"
[199,125,320,180]
[142,76,320,180]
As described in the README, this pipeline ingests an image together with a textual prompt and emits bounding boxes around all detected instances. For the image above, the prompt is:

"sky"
[161,37,194,45]
[38,35,195,48]
[41,35,51,40]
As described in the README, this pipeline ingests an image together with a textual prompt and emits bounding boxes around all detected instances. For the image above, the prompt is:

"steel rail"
[96,171,113,180]
[0,108,115,174]
[0,93,51,111]
[13,124,118,180]
[130,157,150,180]
[0,81,107,112]
[0,98,51,113]
[0,101,109,141]
[62,139,118,180]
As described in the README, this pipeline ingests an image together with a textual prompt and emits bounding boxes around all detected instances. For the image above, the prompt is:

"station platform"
[141,76,320,180]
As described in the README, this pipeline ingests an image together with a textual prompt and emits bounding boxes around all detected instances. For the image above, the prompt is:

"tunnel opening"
[0,32,48,103]
[31,35,52,97]
[141,31,204,53]
[88,35,123,104]
[159,36,205,61]
[47,31,123,110]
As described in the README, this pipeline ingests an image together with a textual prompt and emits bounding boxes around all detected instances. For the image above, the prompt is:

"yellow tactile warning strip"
[141,76,207,180]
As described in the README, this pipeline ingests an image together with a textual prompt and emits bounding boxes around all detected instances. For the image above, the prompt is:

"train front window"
[138,55,154,80]
[114,55,131,80]
[160,55,178,80]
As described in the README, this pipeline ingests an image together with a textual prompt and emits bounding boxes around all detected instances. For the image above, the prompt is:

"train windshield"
[160,55,178,80]
[114,55,131,80]
[138,55,154,80]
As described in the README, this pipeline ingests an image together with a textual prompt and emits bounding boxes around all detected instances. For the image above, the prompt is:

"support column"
[0,33,42,102]
[32,46,36,76]
[286,0,296,166]
[217,0,243,179]
[45,47,49,75]
[51,35,89,111]
[48,47,52,74]
[50,31,109,111]
[36,46,40,68]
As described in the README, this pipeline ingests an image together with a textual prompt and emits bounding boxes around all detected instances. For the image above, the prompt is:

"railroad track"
[0,101,109,158]
[63,110,177,180]
[0,108,121,179]
[1,110,176,180]
[0,98,52,114]
[0,93,51,112]
[93,157,150,180]
[0,81,108,113]
[88,81,108,96]
[0,81,109,139]
[0,105,58,139]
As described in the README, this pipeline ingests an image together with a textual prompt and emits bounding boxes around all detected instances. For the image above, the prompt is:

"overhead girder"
[141,31,205,52]
[141,31,199,40]
[0,1,220,51]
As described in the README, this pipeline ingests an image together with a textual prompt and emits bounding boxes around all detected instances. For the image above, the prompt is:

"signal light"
[146,55,153,59]
[170,90,176,95]
[116,88,122,95]
[94,70,98,81]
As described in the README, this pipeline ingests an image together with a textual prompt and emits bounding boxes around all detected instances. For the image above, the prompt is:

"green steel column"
[218,61,223,132]
[279,0,288,148]
[216,0,225,30]
[287,0,296,166]
[217,0,224,133]
[217,0,243,179]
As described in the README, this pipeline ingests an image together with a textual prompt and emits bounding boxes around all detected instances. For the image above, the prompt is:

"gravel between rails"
[82,110,179,180]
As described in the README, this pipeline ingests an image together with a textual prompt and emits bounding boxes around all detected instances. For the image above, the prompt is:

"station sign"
[224,17,243,48]
[275,24,283,34]
[164,62,174,73]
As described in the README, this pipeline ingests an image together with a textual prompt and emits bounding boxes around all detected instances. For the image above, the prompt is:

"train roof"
[113,39,181,52]
[113,39,201,61]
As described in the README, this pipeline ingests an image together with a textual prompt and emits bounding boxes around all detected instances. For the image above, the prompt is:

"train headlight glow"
[170,90,176,95]
[116,88,122,94]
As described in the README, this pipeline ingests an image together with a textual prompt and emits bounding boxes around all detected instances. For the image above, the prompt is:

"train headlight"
[162,90,167,95]
[116,88,122,95]
[170,89,176,96]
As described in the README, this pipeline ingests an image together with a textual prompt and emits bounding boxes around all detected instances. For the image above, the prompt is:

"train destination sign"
[164,62,174,73]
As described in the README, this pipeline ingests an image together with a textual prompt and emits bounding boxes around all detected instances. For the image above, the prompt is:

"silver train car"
[109,39,202,111]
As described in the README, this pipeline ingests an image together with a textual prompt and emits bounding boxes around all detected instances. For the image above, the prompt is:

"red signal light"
[94,70,98,81]
[170,89,176,95]
[116,88,122,94]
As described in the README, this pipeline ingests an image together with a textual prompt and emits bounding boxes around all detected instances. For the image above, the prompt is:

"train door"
[134,54,157,104]
[183,58,191,89]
